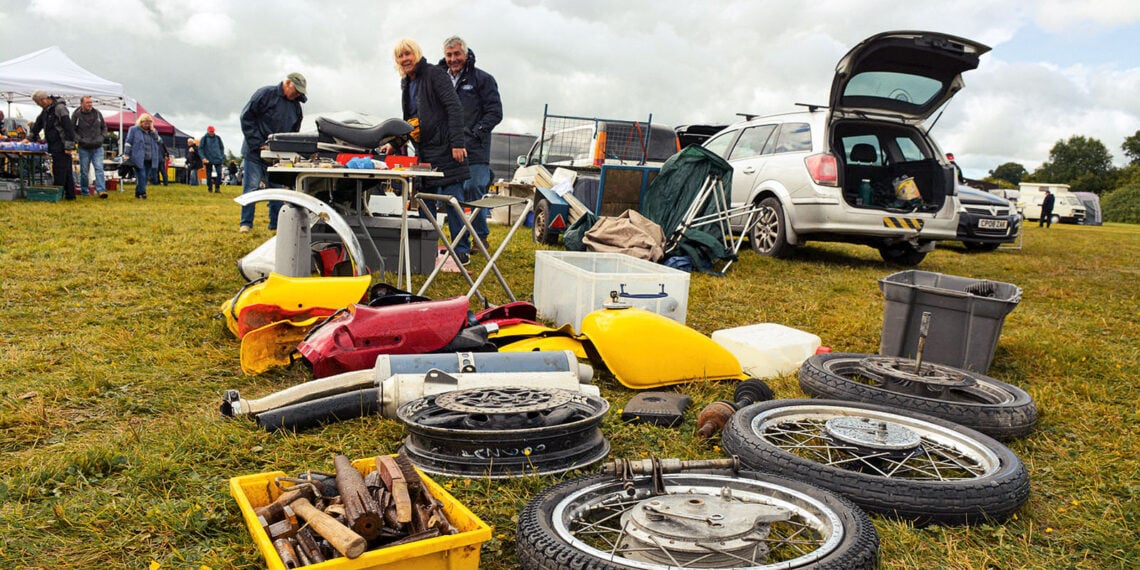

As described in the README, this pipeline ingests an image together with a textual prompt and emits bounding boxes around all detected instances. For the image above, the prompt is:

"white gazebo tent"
[0,46,136,151]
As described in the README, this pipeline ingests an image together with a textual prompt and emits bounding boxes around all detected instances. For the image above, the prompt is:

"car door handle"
[741,167,756,174]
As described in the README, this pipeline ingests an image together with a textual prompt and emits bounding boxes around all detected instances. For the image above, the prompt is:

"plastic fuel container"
[711,323,822,379]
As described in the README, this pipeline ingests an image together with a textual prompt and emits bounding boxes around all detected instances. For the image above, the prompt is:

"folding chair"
[663,173,760,273]
[415,193,533,306]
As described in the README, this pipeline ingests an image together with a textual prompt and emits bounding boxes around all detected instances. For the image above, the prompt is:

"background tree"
[1122,130,1140,165]
[988,162,1028,186]
[1028,135,1116,194]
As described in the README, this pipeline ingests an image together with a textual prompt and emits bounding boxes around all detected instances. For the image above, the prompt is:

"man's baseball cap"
[207,126,215,133]
[287,72,307,95]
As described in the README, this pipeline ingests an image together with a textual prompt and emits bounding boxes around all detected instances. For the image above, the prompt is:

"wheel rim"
[551,474,846,569]
[749,403,1001,481]
[397,387,610,478]
[751,205,780,253]
[822,355,1018,405]
[533,202,549,242]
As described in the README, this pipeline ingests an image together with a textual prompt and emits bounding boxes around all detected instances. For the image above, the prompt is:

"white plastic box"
[534,250,690,331]
[711,323,822,379]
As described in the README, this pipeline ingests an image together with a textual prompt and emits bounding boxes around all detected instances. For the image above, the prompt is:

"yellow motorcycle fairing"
[579,306,745,389]
[222,273,371,338]
[492,322,588,359]
[239,316,324,375]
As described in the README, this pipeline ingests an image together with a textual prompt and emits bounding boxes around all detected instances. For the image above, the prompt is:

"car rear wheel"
[878,243,926,266]
[750,196,794,258]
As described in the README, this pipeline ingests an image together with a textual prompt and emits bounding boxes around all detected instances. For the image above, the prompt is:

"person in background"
[156,138,170,186]
[199,125,226,193]
[29,89,78,200]
[73,96,108,198]
[385,38,470,264]
[1039,189,1055,228]
[123,113,163,199]
[440,36,502,252]
[185,138,203,186]
[238,72,307,233]
[226,160,239,185]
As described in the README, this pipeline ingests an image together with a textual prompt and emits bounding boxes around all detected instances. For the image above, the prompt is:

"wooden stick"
[289,497,367,559]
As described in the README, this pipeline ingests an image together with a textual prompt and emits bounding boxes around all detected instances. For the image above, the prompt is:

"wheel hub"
[436,386,572,414]
[825,416,922,451]
[860,356,975,388]
[619,492,791,565]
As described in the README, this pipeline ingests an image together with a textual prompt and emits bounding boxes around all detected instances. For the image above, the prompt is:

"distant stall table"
[0,150,51,187]
[266,165,442,291]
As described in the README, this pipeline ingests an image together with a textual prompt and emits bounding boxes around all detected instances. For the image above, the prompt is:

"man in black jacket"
[441,37,502,250]
[30,89,78,200]
[238,72,307,233]
[1039,189,1056,228]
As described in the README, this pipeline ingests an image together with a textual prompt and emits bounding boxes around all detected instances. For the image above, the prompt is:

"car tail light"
[805,152,838,186]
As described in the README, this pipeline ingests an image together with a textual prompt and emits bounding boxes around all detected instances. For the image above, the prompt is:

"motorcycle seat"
[316,117,413,149]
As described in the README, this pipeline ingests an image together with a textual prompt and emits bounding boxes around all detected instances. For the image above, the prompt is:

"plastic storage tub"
[534,250,690,331]
[0,180,21,200]
[312,215,438,275]
[711,323,822,379]
[230,455,491,570]
[25,186,63,202]
[879,270,1021,373]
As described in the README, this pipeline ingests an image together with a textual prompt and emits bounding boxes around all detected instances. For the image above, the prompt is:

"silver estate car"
[704,31,991,265]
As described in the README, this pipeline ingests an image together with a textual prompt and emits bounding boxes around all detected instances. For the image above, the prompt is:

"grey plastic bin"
[879,270,1021,373]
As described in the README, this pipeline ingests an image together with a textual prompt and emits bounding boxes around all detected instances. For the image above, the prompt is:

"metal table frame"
[266,166,441,290]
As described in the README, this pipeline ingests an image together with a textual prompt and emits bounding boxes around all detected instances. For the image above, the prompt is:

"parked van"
[1017,183,1086,224]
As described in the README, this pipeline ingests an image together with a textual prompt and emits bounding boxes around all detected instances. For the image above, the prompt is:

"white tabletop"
[267,166,443,178]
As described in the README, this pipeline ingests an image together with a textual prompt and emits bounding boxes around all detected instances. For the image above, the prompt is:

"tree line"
[985,132,1140,223]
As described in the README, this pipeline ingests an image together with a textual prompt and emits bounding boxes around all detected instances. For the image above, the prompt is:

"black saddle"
[316,117,413,149]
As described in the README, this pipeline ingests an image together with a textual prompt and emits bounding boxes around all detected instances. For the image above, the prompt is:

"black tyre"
[517,471,879,569]
[798,353,1037,440]
[878,242,926,266]
[532,198,559,244]
[750,196,794,258]
[963,241,1000,252]
[722,399,1030,525]
[1050,214,1060,225]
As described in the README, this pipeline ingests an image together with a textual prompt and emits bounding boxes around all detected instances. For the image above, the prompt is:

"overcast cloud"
[2,0,1139,178]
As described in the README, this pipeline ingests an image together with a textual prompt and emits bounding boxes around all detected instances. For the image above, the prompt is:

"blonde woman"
[123,113,163,199]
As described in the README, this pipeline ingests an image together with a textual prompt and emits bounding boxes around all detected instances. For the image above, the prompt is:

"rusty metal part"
[333,454,384,541]
[294,528,326,565]
[696,400,737,439]
[273,537,300,568]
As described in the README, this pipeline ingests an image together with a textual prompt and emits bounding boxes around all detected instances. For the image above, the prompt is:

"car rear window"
[771,122,812,153]
[703,129,739,158]
[844,71,943,108]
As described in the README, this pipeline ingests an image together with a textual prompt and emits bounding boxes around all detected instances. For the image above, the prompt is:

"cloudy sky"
[2,0,1139,178]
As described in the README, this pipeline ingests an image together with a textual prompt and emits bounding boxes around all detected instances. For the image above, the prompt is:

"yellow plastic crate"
[229,455,491,570]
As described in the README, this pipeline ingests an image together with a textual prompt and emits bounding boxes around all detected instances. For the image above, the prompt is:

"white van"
[1017,183,1086,224]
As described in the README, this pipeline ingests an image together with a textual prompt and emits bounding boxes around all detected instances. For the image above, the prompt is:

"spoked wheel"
[722,399,1029,525]
[799,353,1037,439]
[517,471,879,569]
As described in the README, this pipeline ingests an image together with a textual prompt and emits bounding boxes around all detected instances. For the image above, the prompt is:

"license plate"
[978,219,1008,230]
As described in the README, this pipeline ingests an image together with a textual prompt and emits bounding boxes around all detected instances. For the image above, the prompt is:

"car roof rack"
[794,102,827,112]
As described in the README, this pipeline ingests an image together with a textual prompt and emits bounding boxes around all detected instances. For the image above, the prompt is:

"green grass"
[1,184,1137,569]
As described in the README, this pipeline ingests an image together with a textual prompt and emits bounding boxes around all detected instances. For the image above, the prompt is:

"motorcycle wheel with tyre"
[798,353,1037,440]
[517,470,879,569]
[722,399,1029,525]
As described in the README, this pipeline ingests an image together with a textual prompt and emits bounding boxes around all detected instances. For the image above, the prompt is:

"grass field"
[1,183,1137,569]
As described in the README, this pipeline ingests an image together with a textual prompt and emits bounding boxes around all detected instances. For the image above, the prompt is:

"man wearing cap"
[200,125,226,193]
[29,89,78,200]
[237,72,307,232]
